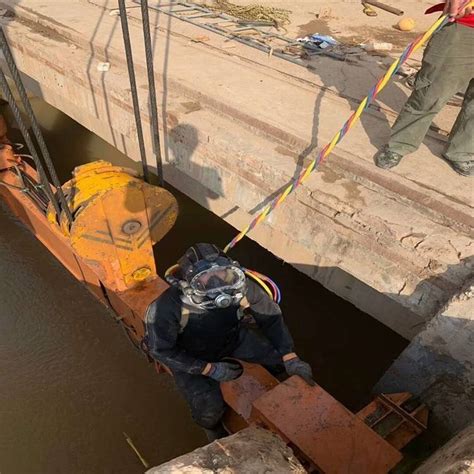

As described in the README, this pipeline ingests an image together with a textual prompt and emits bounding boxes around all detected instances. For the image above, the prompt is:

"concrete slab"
[1,0,472,339]
[147,426,306,473]
[415,424,474,474]
[376,280,474,439]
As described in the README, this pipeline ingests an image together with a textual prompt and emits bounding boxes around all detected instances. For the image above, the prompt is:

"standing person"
[145,243,313,441]
[376,0,474,176]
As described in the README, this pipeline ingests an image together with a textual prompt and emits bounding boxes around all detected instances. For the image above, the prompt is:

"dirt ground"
[200,0,444,56]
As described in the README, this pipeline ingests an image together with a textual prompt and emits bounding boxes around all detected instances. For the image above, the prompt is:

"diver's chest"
[184,308,241,333]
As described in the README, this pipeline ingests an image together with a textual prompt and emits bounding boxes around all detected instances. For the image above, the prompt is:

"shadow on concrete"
[244,42,466,216]
[244,55,412,216]
[375,284,473,471]
[391,255,474,331]
[160,1,173,167]
[303,46,469,170]
[85,0,121,148]
[373,257,473,469]
[296,251,472,326]
[308,56,409,149]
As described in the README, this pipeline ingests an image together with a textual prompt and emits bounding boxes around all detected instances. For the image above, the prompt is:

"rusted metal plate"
[117,278,169,319]
[252,376,403,474]
[110,279,169,342]
[0,163,107,303]
[0,144,18,170]
[357,393,428,451]
[222,410,249,434]
[221,362,279,422]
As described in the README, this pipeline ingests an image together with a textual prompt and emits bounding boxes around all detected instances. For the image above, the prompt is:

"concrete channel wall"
[1,0,473,340]
[414,424,474,474]
[146,427,305,473]
[376,280,474,440]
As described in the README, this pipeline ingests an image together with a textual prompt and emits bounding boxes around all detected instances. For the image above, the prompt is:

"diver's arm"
[246,281,295,357]
[146,296,208,375]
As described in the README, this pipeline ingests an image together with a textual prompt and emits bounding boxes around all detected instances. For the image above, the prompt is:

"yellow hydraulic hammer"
[47,161,178,292]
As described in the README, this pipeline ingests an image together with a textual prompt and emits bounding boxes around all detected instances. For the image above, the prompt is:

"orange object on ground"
[397,17,416,31]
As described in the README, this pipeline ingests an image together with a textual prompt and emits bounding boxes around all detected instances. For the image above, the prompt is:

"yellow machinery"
[47,161,178,293]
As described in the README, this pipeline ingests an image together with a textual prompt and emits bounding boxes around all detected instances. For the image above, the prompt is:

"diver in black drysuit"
[145,243,313,441]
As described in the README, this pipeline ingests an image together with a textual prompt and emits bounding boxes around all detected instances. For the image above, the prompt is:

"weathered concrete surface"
[1,0,473,339]
[414,424,474,474]
[376,281,474,439]
[146,427,305,473]
[195,0,446,57]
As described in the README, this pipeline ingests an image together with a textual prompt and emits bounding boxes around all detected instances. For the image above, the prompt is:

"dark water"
[0,204,205,474]
[0,99,408,473]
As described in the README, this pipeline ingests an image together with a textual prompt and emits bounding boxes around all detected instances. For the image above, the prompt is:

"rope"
[205,0,291,27]
[224,8,470,253]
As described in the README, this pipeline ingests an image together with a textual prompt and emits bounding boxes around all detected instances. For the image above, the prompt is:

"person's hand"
[283,355,316,386]
[444,0,472,19]
[204,361,243,382]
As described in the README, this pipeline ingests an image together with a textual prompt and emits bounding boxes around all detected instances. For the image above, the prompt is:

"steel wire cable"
[0,68,62,218]
[0,27,73,223]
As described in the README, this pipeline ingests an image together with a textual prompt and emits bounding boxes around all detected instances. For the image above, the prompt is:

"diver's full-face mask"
[186,259,246,310]
[167,244,247,310]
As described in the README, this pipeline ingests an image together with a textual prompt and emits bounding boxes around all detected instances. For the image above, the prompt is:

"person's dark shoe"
[375,148,404,169]
[444,159,474,177]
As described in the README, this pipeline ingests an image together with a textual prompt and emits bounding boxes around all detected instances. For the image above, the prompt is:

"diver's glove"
[207,361,243,382]
[284,356,315,386]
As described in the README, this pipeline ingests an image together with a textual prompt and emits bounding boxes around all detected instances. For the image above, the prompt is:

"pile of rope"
[205,0,291,27]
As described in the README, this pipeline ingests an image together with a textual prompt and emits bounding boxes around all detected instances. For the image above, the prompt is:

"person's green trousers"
[389,22,473,163]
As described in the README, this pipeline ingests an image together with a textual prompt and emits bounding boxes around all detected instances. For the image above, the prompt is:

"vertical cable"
[0,68,62,218]
[118,0,150,183]
[0,27,73,224]
[140,0,164,186]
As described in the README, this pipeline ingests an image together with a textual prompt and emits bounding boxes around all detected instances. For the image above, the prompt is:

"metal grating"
[133,0,346,66]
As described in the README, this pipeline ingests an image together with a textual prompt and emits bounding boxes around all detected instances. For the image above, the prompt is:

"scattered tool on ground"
[362,2,378,17]
[142,1,345,64]
[364,0,404,16]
